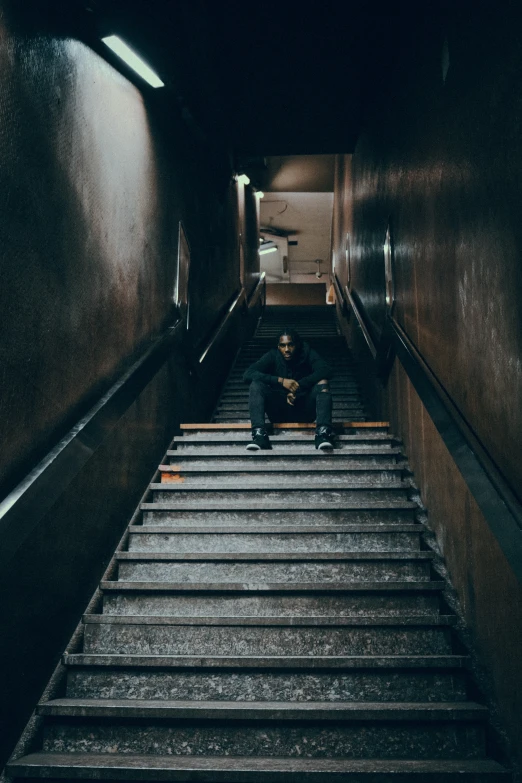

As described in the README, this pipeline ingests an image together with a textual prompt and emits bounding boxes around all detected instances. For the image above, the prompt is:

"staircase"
[7,306,510,781]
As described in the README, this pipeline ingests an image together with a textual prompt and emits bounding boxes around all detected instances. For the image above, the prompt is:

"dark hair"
[277,328,302,348]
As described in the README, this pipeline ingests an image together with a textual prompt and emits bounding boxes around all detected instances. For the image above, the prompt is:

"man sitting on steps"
[243,328,335,451]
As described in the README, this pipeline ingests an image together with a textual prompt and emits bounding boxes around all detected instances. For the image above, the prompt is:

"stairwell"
[7,306,511,781]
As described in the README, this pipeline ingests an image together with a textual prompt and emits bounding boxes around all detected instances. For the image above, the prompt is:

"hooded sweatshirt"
[243,341,333,396]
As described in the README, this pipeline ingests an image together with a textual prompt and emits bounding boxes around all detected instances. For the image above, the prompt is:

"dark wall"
[0,22,240,498]
[0,3,256,768]
[336,3,522,771]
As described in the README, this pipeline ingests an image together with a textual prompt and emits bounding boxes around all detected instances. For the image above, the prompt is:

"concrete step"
[100,582,443,618]
[166,450,405,467]
[172,433,392,447]
[127,525,423,553]
[150,483,411,504]
[166,446,405,462]
[171,441,396,452]
[158,466,405,485]
[39,698,487,721]
[82,615,456,656]
[212,410,366,424]
[213,411,367,420]
[64,654,470,702]
[39,701,486,758]
[212,416,368,424]
[175,424,389,433]
[140,506,417,527]
[116,552,433,583]
[64,653,469,670]
[8,753,511,781]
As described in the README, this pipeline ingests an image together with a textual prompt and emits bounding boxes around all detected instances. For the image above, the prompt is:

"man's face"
[278,335,296,361]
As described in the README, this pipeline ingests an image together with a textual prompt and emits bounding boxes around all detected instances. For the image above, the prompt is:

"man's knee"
[316,379,330,393]
[249,380,273,403]
[250,379,270,393]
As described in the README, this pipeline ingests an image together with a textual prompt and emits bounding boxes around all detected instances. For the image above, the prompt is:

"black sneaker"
[315,426,334,451]
[246,427,272,451]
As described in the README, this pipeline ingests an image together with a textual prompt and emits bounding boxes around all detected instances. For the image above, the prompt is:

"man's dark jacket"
[243,342,333,397]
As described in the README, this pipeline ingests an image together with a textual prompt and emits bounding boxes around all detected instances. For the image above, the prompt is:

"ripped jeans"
[248,379,332,428]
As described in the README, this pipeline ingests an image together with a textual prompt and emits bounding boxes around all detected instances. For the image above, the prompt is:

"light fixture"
[101,35,164,88]
[259,240,277,256]
[255,191,265,199]
[236,173,250,185]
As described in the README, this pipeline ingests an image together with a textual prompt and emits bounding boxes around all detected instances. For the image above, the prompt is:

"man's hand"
[286,392,296,406]
[281,378,299,393]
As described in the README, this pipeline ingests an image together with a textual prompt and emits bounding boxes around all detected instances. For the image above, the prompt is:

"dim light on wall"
[102,35,164,88]
[236,173,250,185]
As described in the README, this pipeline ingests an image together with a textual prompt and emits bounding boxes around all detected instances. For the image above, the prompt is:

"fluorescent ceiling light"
[259,246,277,255]
[102,35,164,88]
[237,174,250,185]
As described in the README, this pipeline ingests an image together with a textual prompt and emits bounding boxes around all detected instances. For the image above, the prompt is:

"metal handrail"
[331,273,345,312]
[343,289,522,582]
[390,316,522,579]
[198,274,266,365]
[344,286,378,359]
[0,320,183,567]
[198,289,246,364]
[333,274,378,359]
[247,270,266,307]
[0,271,262,569]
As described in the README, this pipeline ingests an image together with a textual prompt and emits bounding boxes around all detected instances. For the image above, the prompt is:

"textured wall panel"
[349,10,522,496]
[340,6,522,772]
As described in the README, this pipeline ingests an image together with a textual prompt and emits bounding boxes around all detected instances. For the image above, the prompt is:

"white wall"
[260,192,334,284]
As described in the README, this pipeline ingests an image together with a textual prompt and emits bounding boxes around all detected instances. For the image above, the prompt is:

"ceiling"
[38,0,428,157]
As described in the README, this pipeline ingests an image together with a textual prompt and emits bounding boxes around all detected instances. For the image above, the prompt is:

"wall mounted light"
[259,240,277,256]
[383,220,395,311]
[236,173,250,185]
[102,35,164,88]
